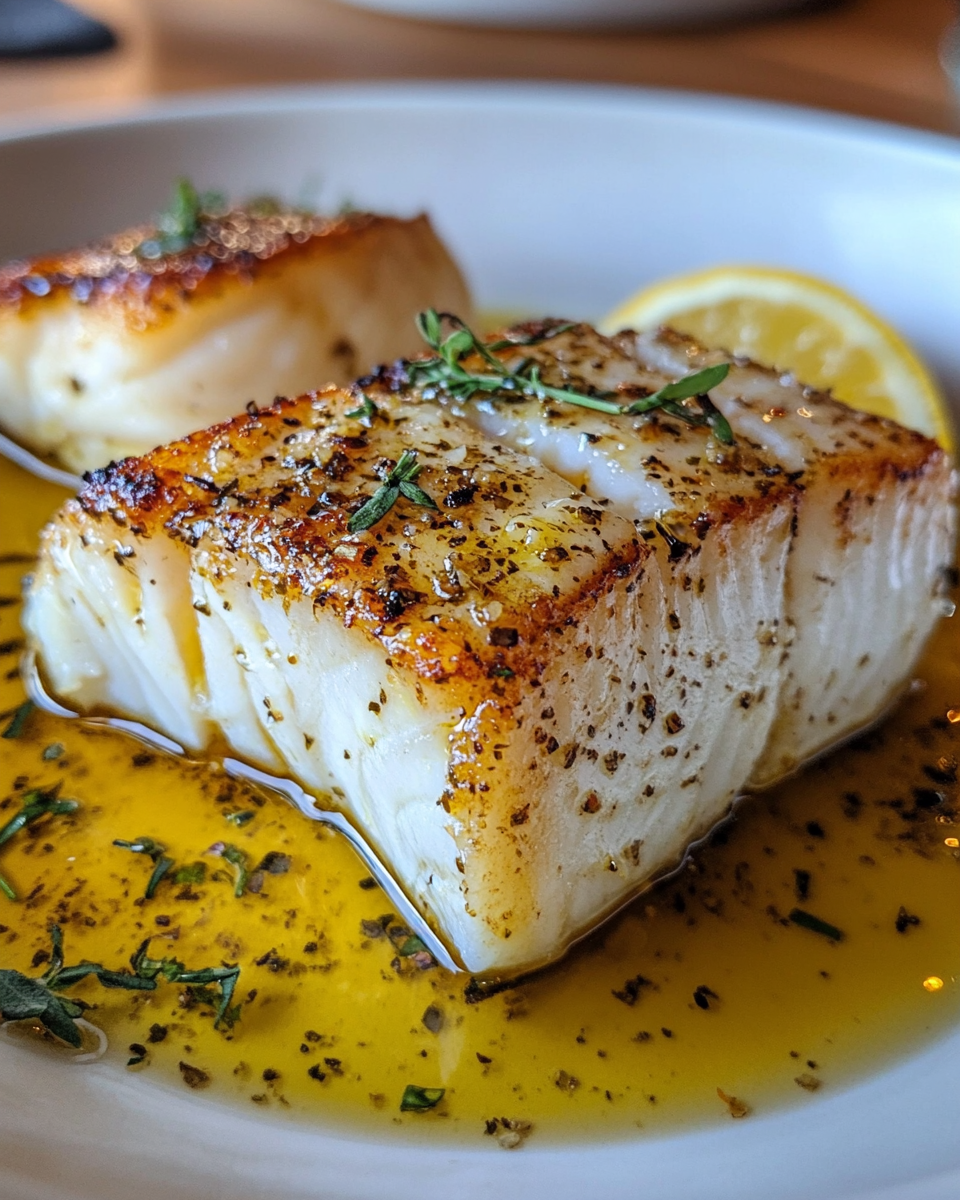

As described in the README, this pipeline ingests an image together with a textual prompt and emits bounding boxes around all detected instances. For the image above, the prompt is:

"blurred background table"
[0,0,957,133]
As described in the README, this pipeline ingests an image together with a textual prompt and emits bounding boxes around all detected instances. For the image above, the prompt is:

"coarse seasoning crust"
[24,320,956,975]
[0,210,413,328]
[33,377,653,970]
[74,384,644,691]
[0,207,471,473]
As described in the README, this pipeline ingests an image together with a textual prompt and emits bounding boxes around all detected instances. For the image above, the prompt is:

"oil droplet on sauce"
[0,456,958,1145]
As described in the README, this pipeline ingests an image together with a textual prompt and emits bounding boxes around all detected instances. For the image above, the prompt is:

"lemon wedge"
[600,265,953,450]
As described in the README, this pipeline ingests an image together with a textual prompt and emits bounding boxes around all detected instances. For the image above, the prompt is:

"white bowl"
[0,82,958,1200]
[329,0,807,29]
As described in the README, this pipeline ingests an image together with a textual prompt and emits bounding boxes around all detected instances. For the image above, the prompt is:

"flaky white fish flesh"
[22,322,956,976]
[0,209,469,473]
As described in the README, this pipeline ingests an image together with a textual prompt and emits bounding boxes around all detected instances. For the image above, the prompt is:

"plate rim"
[0,78,959,165]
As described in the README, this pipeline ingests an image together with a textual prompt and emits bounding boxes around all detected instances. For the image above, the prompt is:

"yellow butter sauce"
[0,454,958,1145]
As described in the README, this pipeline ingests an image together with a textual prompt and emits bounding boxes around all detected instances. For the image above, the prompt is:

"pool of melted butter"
[1,454,958,1145]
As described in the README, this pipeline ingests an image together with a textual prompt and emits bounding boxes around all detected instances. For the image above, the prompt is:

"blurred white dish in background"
[331,0,810,28]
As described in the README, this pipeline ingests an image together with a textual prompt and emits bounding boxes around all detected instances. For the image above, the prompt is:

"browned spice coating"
[0,210,418,324]
[75,379,644,697]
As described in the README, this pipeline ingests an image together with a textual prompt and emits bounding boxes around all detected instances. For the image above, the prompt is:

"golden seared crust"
[28,318,955,974]
[423,321,806,536]
[0,210,426,326]
[73,380,644,694]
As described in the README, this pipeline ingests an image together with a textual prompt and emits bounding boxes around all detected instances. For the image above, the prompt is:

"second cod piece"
[0,191,470,473]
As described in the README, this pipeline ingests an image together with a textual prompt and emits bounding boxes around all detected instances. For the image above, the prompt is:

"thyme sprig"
[409,310,620,413]
[346,312,734,535]
[407,309,734,440]
[0,926,242,1048]
[113,836,174,899]
[0,786,78,901]
[345,392,379,422]
[624,363,734,444]
[136,178,225,260]
[347,450,438,534]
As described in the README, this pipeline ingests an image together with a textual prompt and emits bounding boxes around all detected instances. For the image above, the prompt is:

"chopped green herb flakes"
[1,701,34,740]
[208,842,250,897]
[113,836,174,899]
[789,908,844,942]
[0,787,78,901]
[400,1084,445,1112]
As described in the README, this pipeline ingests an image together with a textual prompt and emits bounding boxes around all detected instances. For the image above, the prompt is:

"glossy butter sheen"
[21,323,957,975]
[0,500,958,1141]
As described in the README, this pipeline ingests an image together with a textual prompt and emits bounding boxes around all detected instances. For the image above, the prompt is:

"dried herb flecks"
[0,787,78,901]
[406,309,734,442]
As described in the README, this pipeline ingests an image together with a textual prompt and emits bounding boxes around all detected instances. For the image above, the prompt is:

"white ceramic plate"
[0,83,958,1200]
[330,0,804,30]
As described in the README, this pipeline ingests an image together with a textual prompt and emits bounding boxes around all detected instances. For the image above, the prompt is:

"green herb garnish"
[224,810,255,828]
[1,701,34,740]
[0,786,78,901]
[400,1084,445,1112]
[397,934,429,957]
[409,310,619,413]
[172,861,207,885]
[0,926,242,1048]
[407,310,734,441]
[347,449,438,534]
[113,836,174,900]
[129,940,241,1030]
[789,908,844,942]
[136,179,225,260]
[0,926,153,1048]
[209,842,250,897]
[624,363,734,443]
[136,179,201,258]
[345,392,378,422]
[347,313,733,534]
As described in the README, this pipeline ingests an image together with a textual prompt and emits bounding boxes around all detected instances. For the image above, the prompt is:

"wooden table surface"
[0,0,957,135]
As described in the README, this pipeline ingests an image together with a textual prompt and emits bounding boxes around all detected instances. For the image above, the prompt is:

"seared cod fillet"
[0,208,469,473]
[448,323,957,785]
[22,322,956,975]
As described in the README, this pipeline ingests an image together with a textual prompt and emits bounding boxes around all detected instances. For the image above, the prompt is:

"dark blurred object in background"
[0,0,116,58]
